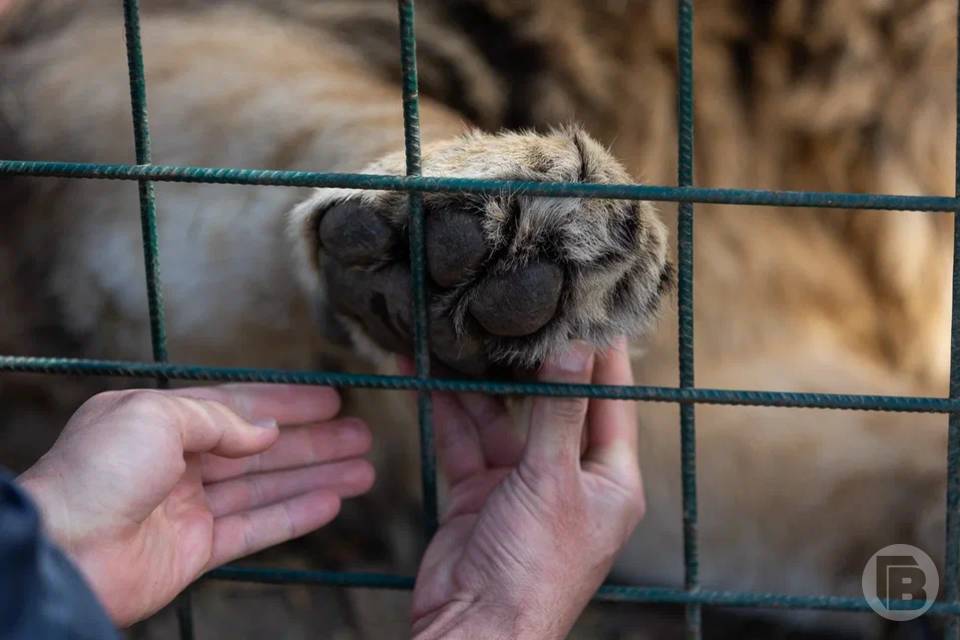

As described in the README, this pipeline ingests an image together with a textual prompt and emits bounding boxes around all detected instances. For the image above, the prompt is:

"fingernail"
[253,417,278,429]
[549,341,594,374]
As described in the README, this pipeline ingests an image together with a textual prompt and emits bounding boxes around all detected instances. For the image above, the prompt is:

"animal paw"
[292,127,673,375]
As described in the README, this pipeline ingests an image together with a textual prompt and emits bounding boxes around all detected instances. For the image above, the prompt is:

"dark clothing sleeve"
[0,470,119,640]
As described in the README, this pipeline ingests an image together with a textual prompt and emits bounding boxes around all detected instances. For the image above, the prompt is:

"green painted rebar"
[5,159,960,211]
[675,1,700,637]
[207,565,960,615]
[121,0,168,370]
[209,566,417,590]
[11,354,960,412]
[397,0,439,538]
[120,0,192,636]
[945,3,960,638]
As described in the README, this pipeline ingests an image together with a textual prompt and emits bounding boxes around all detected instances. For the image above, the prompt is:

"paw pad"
[468,261,563,337]
[305,129,672,375]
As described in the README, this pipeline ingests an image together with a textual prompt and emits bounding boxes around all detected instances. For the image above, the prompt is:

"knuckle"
[78,389,123,413]
[97,389,188,439]
[280,501,298,539]
[546,396,588,424]
[110,388,171,416]
[195,386,239,414]
[248,476,265,506]
[239,510,258,552]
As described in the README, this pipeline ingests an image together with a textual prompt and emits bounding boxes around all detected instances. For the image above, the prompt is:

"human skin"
[406,338,646,640]
[18,384,375,626]
[16,343,642,636]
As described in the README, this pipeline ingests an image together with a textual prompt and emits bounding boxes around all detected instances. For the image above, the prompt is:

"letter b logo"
[863,545,938,621]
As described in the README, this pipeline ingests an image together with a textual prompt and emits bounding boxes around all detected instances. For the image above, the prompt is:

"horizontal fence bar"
[208,566,414,590]
[1,159,957,212]
[2,354,957,413]
[207,566,960,615]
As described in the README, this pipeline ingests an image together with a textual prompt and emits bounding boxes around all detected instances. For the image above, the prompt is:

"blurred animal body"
[1,0,957,633]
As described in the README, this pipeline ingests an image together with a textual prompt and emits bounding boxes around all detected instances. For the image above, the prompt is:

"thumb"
[523,341,595,467]
[170,396,280,458]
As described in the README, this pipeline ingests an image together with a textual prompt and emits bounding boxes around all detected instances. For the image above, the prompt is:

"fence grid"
[1,1,959,638]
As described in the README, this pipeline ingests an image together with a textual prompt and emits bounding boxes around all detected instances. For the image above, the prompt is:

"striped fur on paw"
[293,126,674,375]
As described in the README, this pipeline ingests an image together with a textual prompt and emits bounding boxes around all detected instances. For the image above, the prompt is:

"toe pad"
[320,201,396,267]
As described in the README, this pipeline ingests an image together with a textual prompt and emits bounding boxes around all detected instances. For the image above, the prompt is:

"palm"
[407,342,644,639]
[54,435,239,620]
[20,384,374,625]
[88,465,215,620]
[415,454,612,623]
[138,463,221,603]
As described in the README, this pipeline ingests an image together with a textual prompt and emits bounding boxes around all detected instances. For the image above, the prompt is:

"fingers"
[398,355,519,480]
[523,341,595,467]
[169,384,341,426]
[207,490,341,569]
[205,458,375,517]
[160,395,281,458]
[98,390,280,458]
[163,384,345,459]
[200,418,371,482]
[432,391,486,485]
[458,392,524,468]
[399,354,488,483]
[582,337,640,476]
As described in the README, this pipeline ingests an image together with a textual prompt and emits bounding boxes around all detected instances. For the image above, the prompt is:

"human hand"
[405,338,644,640]
[18,384,374,626]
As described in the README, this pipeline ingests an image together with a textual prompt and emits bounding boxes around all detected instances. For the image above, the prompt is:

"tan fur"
[1,0,957,635]
[292,126,671,367]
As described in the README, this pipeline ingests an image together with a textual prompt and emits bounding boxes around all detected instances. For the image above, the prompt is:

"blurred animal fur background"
[1,1,959,637]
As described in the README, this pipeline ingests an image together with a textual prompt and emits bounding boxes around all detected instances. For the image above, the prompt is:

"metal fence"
[2,0,960,638]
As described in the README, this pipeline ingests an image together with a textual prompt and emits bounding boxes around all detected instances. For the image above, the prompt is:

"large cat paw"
[292,127,673,375]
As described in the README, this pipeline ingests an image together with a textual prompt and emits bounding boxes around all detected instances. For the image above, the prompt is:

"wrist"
[411,599,566,640]
[16,467,72,552]
[18,467,127,624]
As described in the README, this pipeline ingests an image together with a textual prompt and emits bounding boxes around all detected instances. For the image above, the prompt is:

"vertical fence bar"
[397,0,439,537]
[676,1,701,638]
[122,0,168,369]
[120,1,193,637]
[945,3,960,638]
